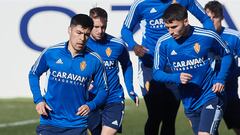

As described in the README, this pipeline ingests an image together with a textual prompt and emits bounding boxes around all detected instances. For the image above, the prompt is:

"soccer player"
[153,3,232,135]
[205,1,240,135]
[87,7,139,135]
[28,14,108,135]
[121,0,214,135]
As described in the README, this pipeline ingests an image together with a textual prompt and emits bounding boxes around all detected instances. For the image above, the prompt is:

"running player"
[153,3,232,135]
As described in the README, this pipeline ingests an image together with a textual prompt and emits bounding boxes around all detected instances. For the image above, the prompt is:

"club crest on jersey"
[80,61,87,71]
[106,47,112,57]
[194,43,200,54]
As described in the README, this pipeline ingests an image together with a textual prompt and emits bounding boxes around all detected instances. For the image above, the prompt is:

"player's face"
[91,17,107,41]
[205,9,222,32]
[165,19,188,40]
[68,25,91,54]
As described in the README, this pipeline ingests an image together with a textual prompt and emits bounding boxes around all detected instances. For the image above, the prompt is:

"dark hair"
[162,3,188,23]
[204,1,223,20]
[89,7,108,21]
[70,14,93,30]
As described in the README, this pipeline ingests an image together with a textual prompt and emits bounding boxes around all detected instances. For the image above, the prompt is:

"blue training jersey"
[217,27,240,98]
[121,0,214,68]
[87,34,135,104]
[29,42,108,128]
[153,26,232,112]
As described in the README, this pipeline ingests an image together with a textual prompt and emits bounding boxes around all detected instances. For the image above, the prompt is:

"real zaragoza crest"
[80,61,86,71]
[106,47,112,57]
[194,43,200,54]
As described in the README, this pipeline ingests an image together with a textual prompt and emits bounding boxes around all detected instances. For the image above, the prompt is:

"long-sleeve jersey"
[121,0,214,68]
[217,27,240,98]
[153,26,232,112]
[28,42,108,128]
[87,34,134,104]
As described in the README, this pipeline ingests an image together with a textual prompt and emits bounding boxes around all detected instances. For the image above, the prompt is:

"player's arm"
[28,52,48,104]
[187,0,215,30]
[119,43,139,106]
[211,32,233,92]
[85,59,108,111]
[121,0,143,50]
[28,51,52,115]
[153,39,181,83]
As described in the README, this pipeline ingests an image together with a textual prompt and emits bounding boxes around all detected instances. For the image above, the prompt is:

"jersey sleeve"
[187,0,215,30]
[28,51,49,104]
[121,0,143,49]
[211,32,233,84]
[118,44,135,96]
[153,39,181,83]
[86,58,108,111]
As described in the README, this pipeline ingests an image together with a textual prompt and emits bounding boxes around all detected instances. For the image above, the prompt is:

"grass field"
[0,98,235,135]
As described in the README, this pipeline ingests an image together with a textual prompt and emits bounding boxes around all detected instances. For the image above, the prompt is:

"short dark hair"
[204,1,223,20]
[89,7,108,21]
[70,14,93,30]
[162,3,188,23]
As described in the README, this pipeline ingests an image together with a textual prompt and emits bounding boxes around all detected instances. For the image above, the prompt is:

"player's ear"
[68,26,71,35]
[183,18,189,26]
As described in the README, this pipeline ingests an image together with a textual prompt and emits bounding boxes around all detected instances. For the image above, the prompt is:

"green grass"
[0,98,235,135]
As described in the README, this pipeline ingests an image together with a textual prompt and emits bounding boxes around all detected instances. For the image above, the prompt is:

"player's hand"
[180,73,192,84]
[129,91,139,107]
[133,44,149,57]
[212,83,224,93]
[76,105,90,116]
[36,101,52,116]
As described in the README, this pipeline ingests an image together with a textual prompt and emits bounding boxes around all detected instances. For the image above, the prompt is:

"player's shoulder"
[43,42,66,55]
[107,34,128,48]
[156,33,172,45]
[130,0,148,8]
[223,27,240,38]
[85,47,103,63]
[193,26,220,39]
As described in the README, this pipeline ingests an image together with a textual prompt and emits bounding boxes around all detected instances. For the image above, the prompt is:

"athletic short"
[36,124,87,135]
[185,97,224,135]
[87,110,102,135]
[223,97,240,129]
[102,102,124,131]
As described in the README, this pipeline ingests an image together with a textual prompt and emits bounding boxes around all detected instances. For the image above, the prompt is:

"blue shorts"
[36,125,87,135]
[102,102,124,131]
[185,97,224,135]
[87,110,102,135]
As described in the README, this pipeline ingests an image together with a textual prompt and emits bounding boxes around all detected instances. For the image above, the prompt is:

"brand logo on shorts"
[206,104,214,109]
[112,120,118,126]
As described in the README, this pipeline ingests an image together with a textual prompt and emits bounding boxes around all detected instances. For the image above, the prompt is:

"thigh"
[199,97,224,134]
[101,102,124,130]
[87,109,102,135]
[185,111,201,135]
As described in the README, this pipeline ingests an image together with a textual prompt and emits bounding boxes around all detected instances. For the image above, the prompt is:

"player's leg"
[160,84,180,135]
[185,109,201,135]
[138,61,162,135]
[223,97,240,135]
[87,109,102,135]
[198,96,224,135]
[101,102,124,135]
